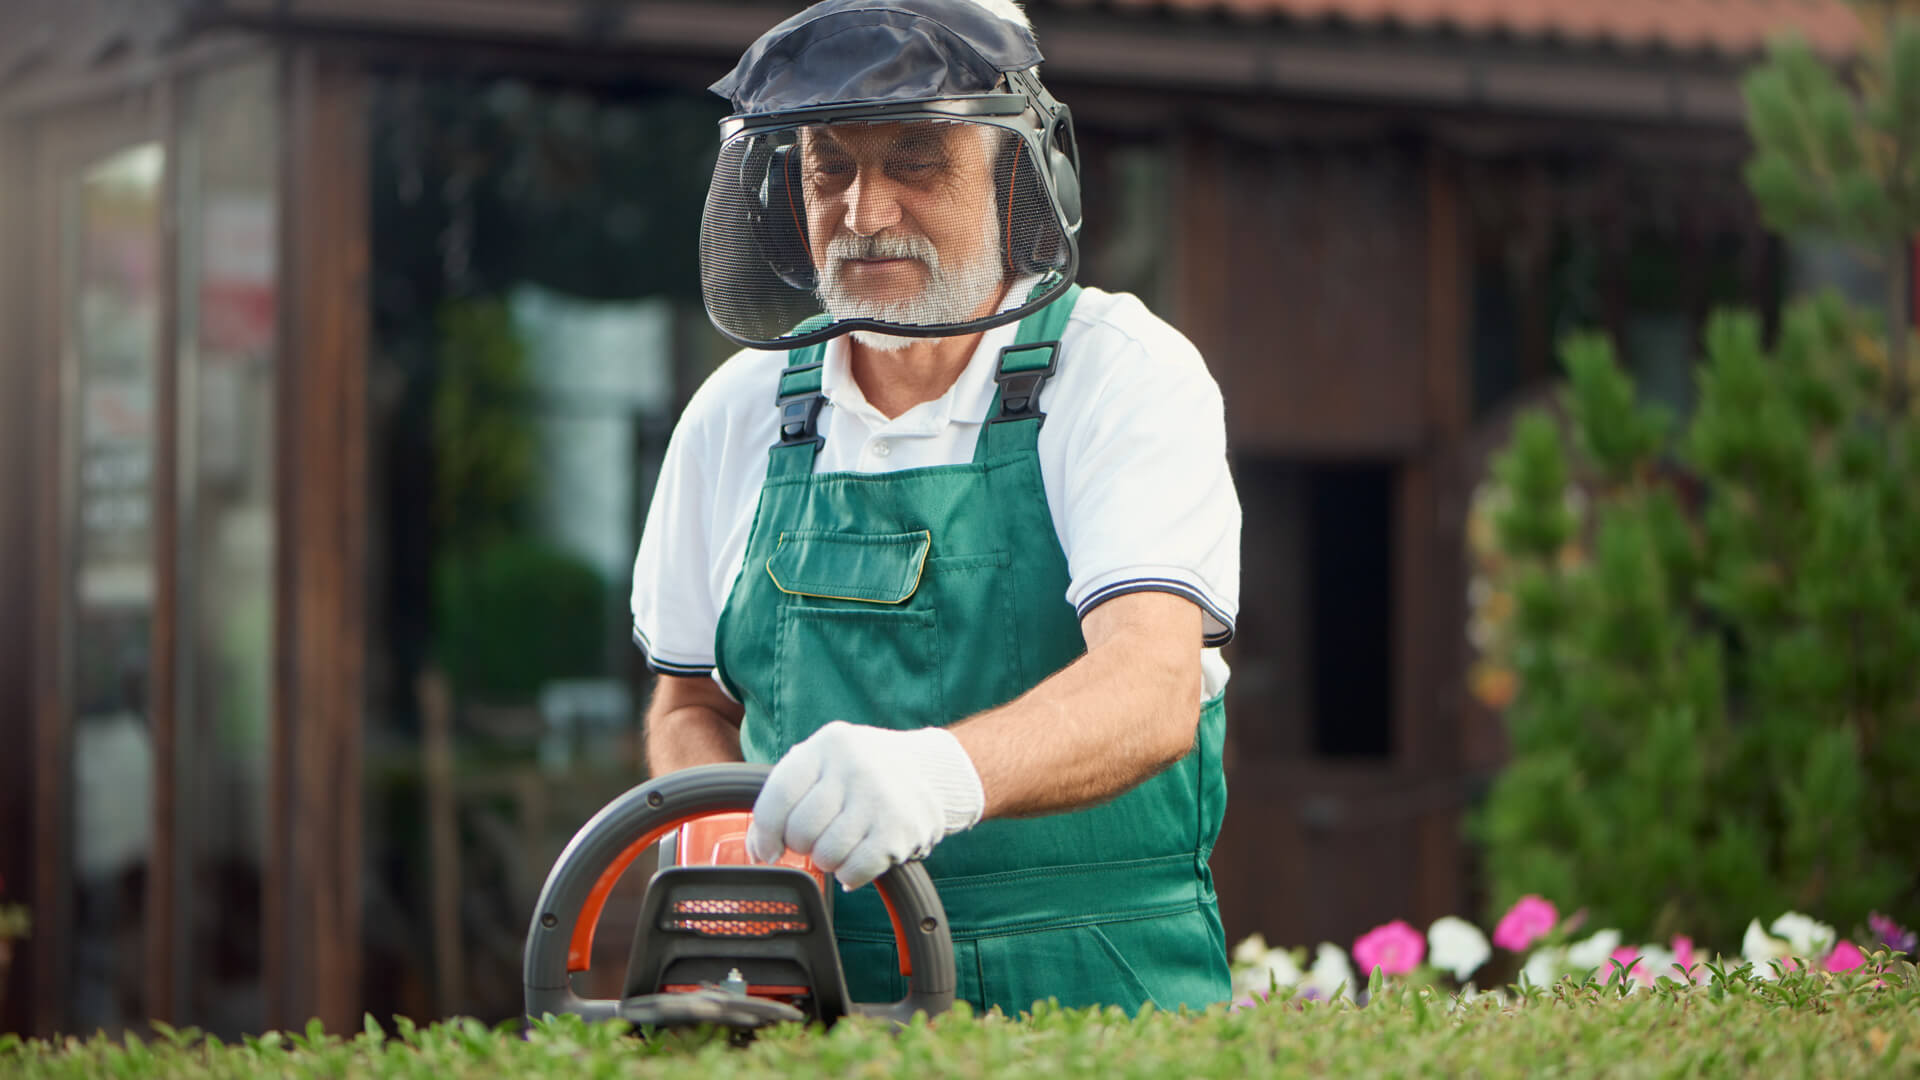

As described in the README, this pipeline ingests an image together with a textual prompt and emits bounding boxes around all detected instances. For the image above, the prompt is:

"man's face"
[800,120,1007,329]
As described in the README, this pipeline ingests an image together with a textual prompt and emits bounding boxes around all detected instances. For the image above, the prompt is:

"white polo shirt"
[630,285,1241,700]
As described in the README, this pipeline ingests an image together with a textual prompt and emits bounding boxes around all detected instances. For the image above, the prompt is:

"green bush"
[425,296,610,703]
[1471,308,1920,945]
[6,962,1919,1079]
[432,536,608,704]
[1470,19,1920,948]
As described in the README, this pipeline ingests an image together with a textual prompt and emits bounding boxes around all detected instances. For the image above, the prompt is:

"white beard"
[816,212,1006,351]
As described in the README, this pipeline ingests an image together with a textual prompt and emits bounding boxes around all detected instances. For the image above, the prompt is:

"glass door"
[54,130,168,1038]
[33,62,283,1038]
[171,58,278,1039]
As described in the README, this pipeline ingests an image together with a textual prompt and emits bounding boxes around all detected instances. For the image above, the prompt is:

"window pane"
[66,140,165,1036]
[175,57,278,1039]
[363,75,727,1023]
[1078,135,1173,315]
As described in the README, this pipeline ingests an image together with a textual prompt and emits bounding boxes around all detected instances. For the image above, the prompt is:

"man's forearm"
[645,703,745,775]
[951,594,1203,820]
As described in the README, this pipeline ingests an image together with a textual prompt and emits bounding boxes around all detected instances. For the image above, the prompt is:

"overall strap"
[976,284,1082,462]
[767,340,829,479]
[768,284,1084,476]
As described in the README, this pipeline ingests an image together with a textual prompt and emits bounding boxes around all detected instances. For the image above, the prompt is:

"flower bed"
[1230,897,1917,1007]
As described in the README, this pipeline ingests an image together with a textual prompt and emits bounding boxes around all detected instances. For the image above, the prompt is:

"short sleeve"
[630,394,723,676]
[1055,324,1240,646]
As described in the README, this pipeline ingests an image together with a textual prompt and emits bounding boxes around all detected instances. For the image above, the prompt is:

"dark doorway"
[1306,462,1395,758]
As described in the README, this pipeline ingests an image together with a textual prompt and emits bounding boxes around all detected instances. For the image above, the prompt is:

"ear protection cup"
[743,139,817,291]
[993,122,1075,276]
[1047,106,1083,237]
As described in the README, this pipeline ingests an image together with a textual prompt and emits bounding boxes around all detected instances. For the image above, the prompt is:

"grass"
[4,956,1917,1078]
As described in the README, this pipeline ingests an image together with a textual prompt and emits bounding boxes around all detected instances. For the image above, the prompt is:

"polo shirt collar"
[817,276,1043,436]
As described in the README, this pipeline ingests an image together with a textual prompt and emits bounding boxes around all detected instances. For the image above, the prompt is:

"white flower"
[1428,916,1492,982]
[1231,946,1302,998]
[1306,942,1355,1001]
[1743,918,1792,977]
[1769,912,1835,962]
[1519,945,1567,988]
[1566,929,1623,977]
[1231,932,1271,969]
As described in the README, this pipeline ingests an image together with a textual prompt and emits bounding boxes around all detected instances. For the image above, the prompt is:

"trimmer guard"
[622,864,849,1026]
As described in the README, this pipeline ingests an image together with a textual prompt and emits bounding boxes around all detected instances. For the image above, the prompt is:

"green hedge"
[7,959,1918,1079]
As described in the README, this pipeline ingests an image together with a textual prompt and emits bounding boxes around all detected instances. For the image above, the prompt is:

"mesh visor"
[701,117,1072,348]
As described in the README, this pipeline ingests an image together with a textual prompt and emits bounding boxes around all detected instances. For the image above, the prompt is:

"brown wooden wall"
[1183,138,1432,456]
[1177,124,1478,948]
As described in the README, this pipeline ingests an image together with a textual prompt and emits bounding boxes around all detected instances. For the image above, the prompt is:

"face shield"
[701,96,1077,349]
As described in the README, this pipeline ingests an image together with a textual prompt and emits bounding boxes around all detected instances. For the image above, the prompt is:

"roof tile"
[1049,0,1863,57]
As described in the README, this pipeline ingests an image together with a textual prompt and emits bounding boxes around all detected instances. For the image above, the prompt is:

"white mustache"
[825,231,939,268]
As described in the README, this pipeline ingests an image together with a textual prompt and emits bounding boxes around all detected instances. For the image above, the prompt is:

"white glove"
[747,720,985,891]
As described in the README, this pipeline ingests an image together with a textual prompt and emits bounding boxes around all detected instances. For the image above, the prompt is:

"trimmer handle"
[522,763,956,1025]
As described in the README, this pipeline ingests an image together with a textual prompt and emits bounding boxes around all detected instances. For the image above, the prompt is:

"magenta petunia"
[1493,894,1559,952]
[1353,919,1426,977]
[1825,940,1867,973]
[1671,935,1703,983]
[1869,912,1916,955]
[1608,945,1656,987]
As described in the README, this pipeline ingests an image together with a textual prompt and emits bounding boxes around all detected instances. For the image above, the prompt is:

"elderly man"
[631,0,1240,1016]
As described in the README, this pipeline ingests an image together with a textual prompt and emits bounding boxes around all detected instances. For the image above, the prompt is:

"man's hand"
[746,721,985,891]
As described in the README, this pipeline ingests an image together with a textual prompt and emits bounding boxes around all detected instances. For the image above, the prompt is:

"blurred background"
[0,0,1888,1040]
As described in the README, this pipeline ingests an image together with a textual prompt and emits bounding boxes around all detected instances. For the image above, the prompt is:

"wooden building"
[0,0,1858,1038]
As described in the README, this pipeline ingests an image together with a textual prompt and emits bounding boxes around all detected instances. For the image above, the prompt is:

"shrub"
[1468,19,1920,946]
[4,961,1920,1080]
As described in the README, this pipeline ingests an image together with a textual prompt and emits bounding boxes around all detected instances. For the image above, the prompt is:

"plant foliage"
[4,961,1918,1079]
[1469,17,1920,949]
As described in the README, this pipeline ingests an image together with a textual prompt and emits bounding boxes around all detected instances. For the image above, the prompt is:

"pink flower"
[1609,946,1655,987]
[1825,940,1867,973]
[1353,920,1426,977]
[1671,936,1703,983]
[1493,895,1559,952]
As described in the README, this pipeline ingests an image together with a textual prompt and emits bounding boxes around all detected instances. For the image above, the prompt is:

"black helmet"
[699,0,1082,349]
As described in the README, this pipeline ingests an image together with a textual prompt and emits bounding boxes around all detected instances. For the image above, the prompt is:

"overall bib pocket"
[764,530,957,740]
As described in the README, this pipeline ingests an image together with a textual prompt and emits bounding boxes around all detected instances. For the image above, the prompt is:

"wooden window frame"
[267,43,368,1035]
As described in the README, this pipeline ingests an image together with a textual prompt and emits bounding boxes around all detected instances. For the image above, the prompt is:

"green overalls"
[713,287,1231,1016]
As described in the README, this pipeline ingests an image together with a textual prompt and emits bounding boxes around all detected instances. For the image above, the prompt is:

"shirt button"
[870,442,892,458]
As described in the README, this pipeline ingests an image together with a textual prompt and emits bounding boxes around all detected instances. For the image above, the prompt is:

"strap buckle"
[775,359,826,449]
[777,394,826,448]
[990,340,1060,425]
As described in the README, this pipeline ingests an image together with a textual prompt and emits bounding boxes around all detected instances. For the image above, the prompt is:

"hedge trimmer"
[523,763,955,1034]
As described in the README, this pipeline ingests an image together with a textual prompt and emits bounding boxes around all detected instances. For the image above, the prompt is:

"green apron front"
[713,287,1231,1017]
